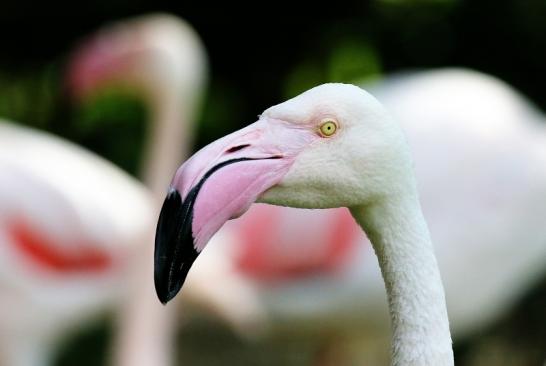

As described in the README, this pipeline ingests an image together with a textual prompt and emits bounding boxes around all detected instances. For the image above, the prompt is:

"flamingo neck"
[140,90,197,202]
[351,193,453,366]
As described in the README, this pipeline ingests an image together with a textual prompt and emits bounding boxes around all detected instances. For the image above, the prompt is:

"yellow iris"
[319,120,337,137]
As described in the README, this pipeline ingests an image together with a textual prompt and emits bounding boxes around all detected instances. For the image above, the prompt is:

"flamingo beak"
[154,118,316,303]
[66,28,139,100]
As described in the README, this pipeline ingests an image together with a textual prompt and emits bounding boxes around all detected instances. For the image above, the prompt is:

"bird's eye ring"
[318,119,338,137]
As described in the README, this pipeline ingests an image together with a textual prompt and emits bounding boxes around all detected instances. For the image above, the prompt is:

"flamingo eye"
[318,119,338,137]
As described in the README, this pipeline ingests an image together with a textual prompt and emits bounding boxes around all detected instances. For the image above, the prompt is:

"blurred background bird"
[0,1,545,366]
[67,14,207,366]
[0,118,153,366]
[0,13,207,366]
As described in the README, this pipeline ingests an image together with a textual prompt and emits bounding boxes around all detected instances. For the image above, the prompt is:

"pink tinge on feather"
[234,206,361,280]
[7,218,113,273]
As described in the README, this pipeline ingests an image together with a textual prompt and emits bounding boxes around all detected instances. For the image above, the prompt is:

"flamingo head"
[67,13,206,103]
[155,83,411,303]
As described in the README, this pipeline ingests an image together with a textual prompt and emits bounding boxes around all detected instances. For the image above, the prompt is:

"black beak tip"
[154,188,200,305]
[154,158,269,304]
[154,276,183,305]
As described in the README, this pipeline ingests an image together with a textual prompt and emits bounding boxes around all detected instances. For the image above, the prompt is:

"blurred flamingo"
[68,13,207,366]
[0,119,153,366]
[184,69,546,364]
[0,13,206,366]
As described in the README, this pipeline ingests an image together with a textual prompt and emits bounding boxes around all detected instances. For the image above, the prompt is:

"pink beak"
[66,30,139,99]
[154,118,317,303]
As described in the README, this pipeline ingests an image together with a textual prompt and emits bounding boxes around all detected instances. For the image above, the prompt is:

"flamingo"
[177,68,546,365]
[67,13,207,366]
[0,13,206,366]
[0,119,153,366]
[155,83,456,365]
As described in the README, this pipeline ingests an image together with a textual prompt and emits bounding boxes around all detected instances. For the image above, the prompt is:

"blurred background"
[0,0,545,365]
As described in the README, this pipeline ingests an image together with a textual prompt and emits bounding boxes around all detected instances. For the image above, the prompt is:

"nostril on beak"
[225,144,250,154]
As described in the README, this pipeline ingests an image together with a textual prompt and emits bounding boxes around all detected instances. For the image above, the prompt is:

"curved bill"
[154,118,316,303]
